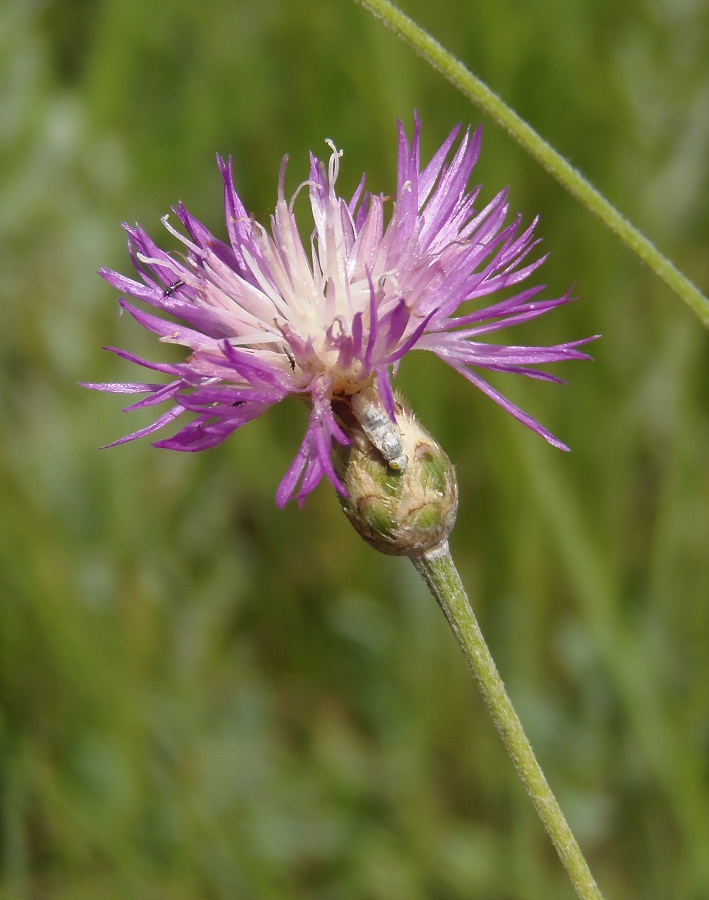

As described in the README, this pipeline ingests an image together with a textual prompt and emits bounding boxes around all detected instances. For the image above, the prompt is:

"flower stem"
[355,0,709,328]
[411,542,603,900]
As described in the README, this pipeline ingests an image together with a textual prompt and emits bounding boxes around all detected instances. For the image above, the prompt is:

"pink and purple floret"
[87,116,593,506]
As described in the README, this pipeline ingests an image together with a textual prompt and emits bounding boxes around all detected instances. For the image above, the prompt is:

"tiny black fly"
[163,279,185,298]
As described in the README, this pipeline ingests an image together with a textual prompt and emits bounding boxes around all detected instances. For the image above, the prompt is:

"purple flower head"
[86,115,593,506]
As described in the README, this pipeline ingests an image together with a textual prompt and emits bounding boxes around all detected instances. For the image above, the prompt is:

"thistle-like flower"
[86,115,592,506]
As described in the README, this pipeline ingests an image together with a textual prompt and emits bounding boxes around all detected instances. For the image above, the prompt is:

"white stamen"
[325,139,343,184]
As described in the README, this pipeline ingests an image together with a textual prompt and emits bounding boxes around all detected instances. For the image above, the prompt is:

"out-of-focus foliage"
[1,0,708,896]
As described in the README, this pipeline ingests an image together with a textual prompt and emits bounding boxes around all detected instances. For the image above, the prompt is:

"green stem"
[356,0,709,327]
[412,542,603,900]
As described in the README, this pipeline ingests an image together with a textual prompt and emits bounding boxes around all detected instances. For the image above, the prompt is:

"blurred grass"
[1,0,708,897]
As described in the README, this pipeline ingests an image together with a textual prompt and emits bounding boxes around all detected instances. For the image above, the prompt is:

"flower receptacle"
[332,402,458,557]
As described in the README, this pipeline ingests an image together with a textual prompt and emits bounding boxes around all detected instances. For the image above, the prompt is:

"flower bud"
[332,397,458,557]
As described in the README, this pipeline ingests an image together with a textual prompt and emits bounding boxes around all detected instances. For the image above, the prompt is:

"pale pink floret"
[86,115,593,506]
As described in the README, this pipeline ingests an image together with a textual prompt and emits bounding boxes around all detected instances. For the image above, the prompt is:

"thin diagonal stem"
[412,542,603,900]
[355,0,709,327]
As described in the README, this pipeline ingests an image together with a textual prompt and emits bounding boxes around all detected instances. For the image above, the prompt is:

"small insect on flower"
[163,279,185,298]
[284,346,297,372]
[351,390,408,473]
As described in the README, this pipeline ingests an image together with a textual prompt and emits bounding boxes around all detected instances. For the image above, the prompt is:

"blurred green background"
[1,0,708,897]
